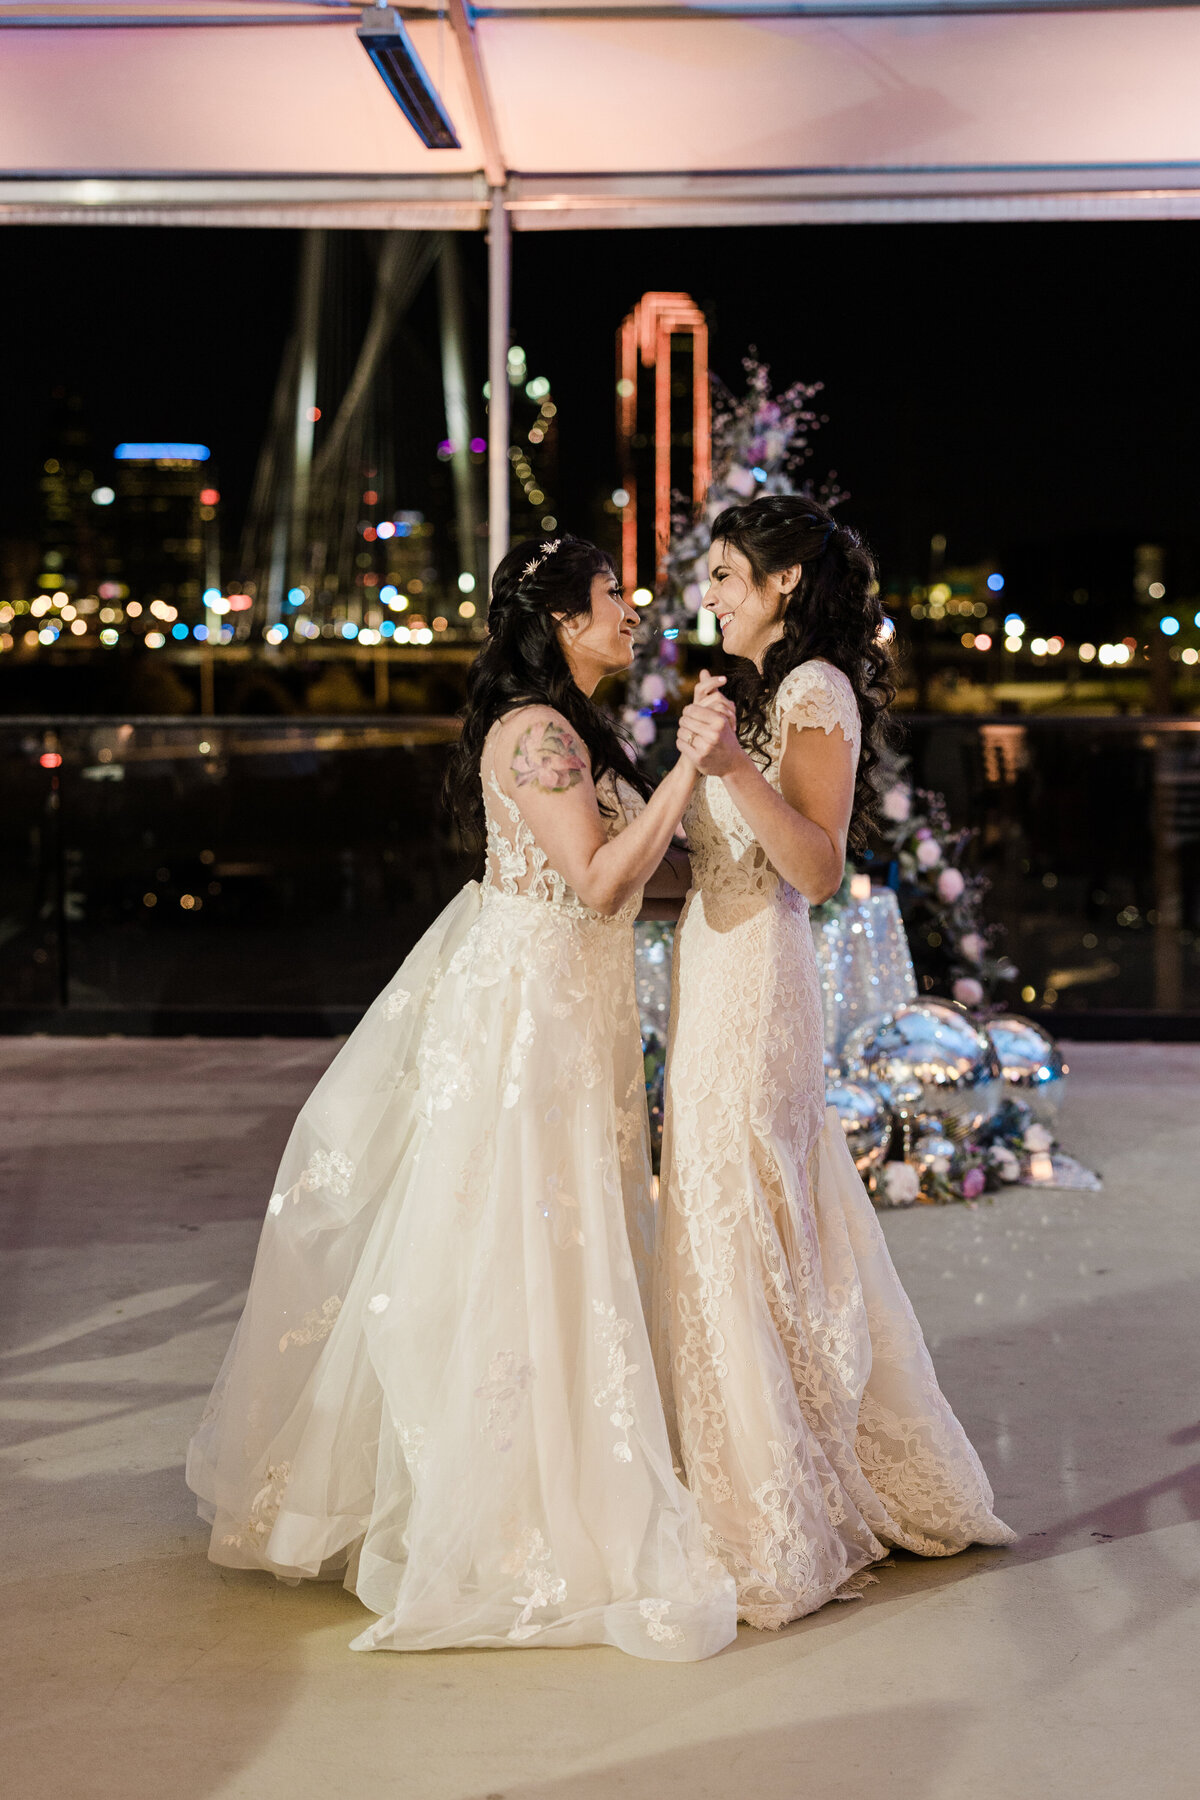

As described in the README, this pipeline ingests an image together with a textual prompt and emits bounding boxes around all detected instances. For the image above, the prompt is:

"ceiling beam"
[447,0,506,188]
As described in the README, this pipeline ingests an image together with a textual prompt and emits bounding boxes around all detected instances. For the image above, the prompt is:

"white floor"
[1,1037,1197,1800]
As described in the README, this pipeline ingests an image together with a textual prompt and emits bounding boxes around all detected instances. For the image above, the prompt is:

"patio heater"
[356,6,461,149]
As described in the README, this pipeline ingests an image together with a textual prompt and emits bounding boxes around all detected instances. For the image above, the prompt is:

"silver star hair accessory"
[521,539,564,580]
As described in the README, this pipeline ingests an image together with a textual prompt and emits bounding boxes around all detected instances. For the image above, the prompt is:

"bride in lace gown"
[187,536,737,1660]
[657,495,1014,1629]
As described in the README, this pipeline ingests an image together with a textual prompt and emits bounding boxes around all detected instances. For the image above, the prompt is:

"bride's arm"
[678,697,852,905]
[491,707,720,917]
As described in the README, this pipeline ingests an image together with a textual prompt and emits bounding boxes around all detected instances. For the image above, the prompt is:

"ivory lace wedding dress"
[187,726,737,1660]
[657,659,1014,1628]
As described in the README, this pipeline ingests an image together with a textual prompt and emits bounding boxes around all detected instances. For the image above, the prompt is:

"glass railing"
[0,717,471,1030]
[897,715,1200,1022]
[2,714,1197,1031]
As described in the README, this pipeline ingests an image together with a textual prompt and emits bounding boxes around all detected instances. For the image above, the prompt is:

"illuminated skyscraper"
[111,444,212,618]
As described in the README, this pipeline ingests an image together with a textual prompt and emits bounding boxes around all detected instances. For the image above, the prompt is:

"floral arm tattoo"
[511,720,586,793]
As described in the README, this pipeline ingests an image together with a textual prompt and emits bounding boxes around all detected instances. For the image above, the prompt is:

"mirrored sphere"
[825,1079,892,1172]
[911,1129,957,1178]
[986,1015,1067,1122]
[842,1000,1002,1140]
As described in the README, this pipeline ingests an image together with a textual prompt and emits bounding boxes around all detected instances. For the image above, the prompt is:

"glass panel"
[2,715,1197,1026]
[1,719,470,1025]
[898,718,1200,1016]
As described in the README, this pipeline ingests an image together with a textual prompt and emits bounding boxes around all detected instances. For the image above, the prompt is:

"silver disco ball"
[911,1129,957,1179]
[825,1079,892,1173]
[842,1001,1002,1141]
[986,1015,1068,1122]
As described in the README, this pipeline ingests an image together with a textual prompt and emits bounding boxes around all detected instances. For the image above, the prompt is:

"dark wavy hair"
[711,493,895,850]
[445,534,652,861]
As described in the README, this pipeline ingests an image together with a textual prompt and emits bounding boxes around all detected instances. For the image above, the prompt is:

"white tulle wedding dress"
[657,659,1015,1628]
[187,728,737,1660]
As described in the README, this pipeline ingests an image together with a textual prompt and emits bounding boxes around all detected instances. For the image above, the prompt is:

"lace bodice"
[481,729,645,925]
[685,659,861,913]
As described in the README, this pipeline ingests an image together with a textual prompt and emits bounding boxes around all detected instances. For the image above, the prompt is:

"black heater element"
[356,6,461,150]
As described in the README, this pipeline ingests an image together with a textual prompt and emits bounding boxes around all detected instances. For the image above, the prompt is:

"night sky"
[3,219,1197,632]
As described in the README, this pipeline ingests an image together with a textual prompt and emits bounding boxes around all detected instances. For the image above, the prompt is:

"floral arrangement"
[870,753,1017,1009]
[624,358,841,773]
[872,1102,1058,1208]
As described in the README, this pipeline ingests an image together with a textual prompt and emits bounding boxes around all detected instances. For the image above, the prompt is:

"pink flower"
[724,466,758,499]
[640,673,666,704]
[953,976,984,1008]
[631,714,656,748]
[961,932,985,963]
[916,838,942,869]
[937,867,965,903]
[960,1167,986,1199]
[881,786,911,823]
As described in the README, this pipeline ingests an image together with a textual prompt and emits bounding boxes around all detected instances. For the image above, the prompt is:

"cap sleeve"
[773,661,861,758]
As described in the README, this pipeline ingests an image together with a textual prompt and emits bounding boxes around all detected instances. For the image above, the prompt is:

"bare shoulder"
[494,706,592,797]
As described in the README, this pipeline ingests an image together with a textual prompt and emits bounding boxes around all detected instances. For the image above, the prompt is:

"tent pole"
[487,187,510,587]
[438,232,483,592]
[284,227,325,623]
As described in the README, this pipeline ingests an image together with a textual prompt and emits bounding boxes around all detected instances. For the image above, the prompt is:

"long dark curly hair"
[711,493,895,850]
[445,535,652,862]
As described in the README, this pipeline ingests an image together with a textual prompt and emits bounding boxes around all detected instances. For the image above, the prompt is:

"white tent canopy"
[4,0,1197,557]
[2,1,1200,229]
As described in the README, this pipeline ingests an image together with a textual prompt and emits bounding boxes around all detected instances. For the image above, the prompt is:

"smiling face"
[704,538,801,668]
[556,567,640,695]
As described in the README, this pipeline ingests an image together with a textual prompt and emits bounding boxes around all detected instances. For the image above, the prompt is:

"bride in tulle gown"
[187,536,738,1659]
[658,495,1014,1629]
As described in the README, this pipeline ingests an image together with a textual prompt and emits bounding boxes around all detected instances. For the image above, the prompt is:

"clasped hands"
[676,670,745,778]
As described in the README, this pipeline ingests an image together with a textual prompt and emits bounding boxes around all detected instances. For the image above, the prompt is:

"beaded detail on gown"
[656,660,1014,1630]
[187,725,737,1660]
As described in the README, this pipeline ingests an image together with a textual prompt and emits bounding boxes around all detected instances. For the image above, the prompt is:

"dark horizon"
[3,218,1197,637]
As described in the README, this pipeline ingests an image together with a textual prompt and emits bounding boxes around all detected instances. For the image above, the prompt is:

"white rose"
[879,1162,920,1205]
[916,838,942,869]
[988,1145,1020,1183]
[1024,1123,1053,1152]
[881,786,911,823]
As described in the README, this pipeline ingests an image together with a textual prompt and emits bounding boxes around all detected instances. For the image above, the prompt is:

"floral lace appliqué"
[503,1528,567,1641]
[592,1301,637,1463]
[278,1294,341,1353]
[220,1460,292,1551]
[475,1349,535,1451]
[502,1009,537,1108]
[639,1598,684,1646]
[267,1147,356,1216]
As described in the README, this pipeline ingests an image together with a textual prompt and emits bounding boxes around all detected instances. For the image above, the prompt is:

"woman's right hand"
[677,686,743,776]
